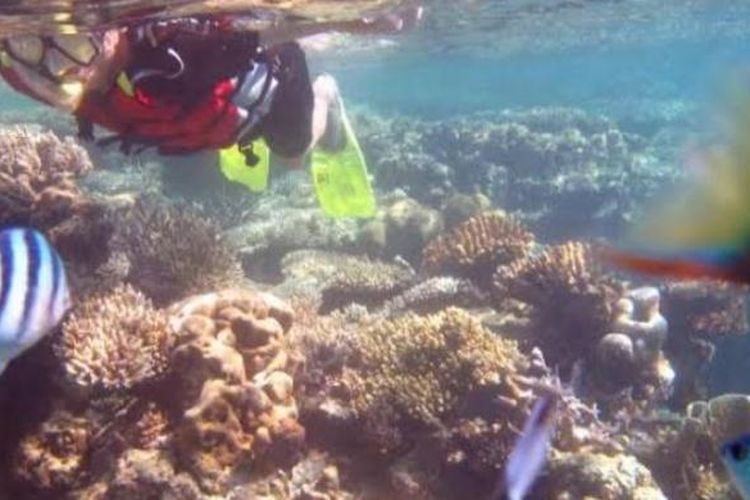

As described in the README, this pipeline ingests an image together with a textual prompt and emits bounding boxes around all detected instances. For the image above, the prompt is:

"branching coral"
[343,308,526,449]
[493,241,623,375]
[169,289,303,494]
[422,210,534,286]
[56,284,172,392]
[111,197,243,305]
[0,125,92,227]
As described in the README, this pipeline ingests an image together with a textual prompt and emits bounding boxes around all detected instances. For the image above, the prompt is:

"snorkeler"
[0,7,422,167]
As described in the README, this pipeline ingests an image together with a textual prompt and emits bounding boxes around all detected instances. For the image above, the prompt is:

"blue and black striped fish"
[0,228,70,376]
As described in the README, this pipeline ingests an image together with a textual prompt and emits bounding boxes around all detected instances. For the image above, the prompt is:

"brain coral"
[111,197,243,305]
[493,241,623,374]
[343,307,526,450]
[422,210,534,286]
[56,284,172,392]
[168,289,303,494]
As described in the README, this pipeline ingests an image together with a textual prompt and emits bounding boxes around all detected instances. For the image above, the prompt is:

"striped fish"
[0,228,70,375]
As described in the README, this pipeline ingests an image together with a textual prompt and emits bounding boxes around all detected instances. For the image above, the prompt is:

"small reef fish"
[720,434,750,499]
[605,95,750,284]
[499,392,560,500]
[0,228,70,376]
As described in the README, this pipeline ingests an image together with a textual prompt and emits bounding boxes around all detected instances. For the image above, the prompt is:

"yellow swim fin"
[311,107,376,218]
[219,139,270,193]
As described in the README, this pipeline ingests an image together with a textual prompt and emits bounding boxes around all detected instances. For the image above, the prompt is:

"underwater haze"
[1,1,750,499]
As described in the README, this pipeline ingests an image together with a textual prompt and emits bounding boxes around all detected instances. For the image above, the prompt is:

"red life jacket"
[75,73,242,154]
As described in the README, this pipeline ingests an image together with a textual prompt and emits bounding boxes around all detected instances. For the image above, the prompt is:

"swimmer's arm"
[258,5,423,46]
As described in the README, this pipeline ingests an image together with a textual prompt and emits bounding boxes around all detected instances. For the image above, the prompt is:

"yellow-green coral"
[345,307,524,426]
[57,284,173,391]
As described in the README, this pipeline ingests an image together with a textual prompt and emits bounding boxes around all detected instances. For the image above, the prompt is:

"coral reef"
[358,192,443,264]
[226,177,359,283]
[0,125,93,228]
[422,210,534,286]
[111,197,243,305]
[343,308,525,432]
[534,451,667,499]
[380,276,486,317]
[169,289,304,493]
[56,284,172,392]
[358,108,676,239]
[12,410,92,493]
[662,281,749,406]
[493,241,623,376]
[279,249,416,313]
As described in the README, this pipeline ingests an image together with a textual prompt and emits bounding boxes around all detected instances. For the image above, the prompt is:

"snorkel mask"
[0,33,101,110]
[3,34,99,81]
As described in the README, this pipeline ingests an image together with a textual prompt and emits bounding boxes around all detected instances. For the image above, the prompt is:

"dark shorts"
[260,42,314,158]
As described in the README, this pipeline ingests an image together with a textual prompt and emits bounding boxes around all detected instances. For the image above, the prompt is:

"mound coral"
[169,289,304,493]
[111,197,242,305]
[493,241,623,375]
[343,308,526,450]
[56,284,172,392]
[422,210,534,286]
[594,287,673,400]
[358,194,443,264]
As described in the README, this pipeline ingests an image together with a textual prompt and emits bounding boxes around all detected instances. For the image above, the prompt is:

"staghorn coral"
[344,308,526,447]
[111,197,242,305]
[56,284,172,392]
[168,289,304,494]
[493,241,623,375]
[12,410,92,492]
[422,210,534,287]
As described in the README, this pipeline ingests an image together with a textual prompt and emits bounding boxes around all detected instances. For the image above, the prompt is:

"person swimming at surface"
[0,7,423,168]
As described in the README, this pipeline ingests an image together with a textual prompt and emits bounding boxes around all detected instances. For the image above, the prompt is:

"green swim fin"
[219,139,270,193]
[311,107,376,218]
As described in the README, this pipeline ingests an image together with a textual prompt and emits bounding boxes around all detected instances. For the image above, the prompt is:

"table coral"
[493,241,623,376]
[56,284,172,392]
[280,249,416,313]
[422,210,535,286]
[111,197,243,305]
[168,289,303,494]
